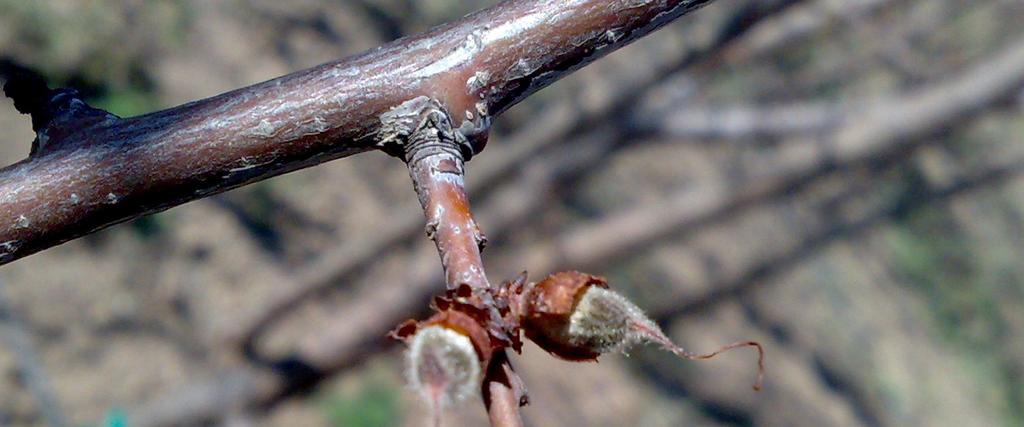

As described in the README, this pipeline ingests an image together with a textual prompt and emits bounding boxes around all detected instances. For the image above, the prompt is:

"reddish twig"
[385,96,525,426]
[484,352,527,427]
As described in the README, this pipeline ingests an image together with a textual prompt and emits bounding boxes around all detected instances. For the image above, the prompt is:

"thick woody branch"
[0,60,120,159]
[0,0,715,265]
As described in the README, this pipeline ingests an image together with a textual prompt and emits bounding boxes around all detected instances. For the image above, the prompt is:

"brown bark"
[0,0,716,265]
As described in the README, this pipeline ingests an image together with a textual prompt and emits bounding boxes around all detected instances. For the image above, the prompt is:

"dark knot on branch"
[1,59,118,156]
[1,59,61,132]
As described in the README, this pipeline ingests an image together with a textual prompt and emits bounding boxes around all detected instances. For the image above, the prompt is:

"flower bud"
[406,325,482,409]
[566,286,648,354]
[522,271,765,390]
[395,309,494,414]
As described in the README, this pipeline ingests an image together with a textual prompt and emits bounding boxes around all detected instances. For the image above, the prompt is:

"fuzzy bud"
[522,271,765,390]
[394,309,494,418]
[406,325,482,409]
[567,286,650,353]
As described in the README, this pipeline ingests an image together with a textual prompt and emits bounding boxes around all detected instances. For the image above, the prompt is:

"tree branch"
[0,0,716,265]
[651,152,1024,324]
[221,0,801,350]
[630,101,848,139]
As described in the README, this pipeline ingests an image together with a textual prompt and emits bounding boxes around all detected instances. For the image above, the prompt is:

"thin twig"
[390,97,524,426]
